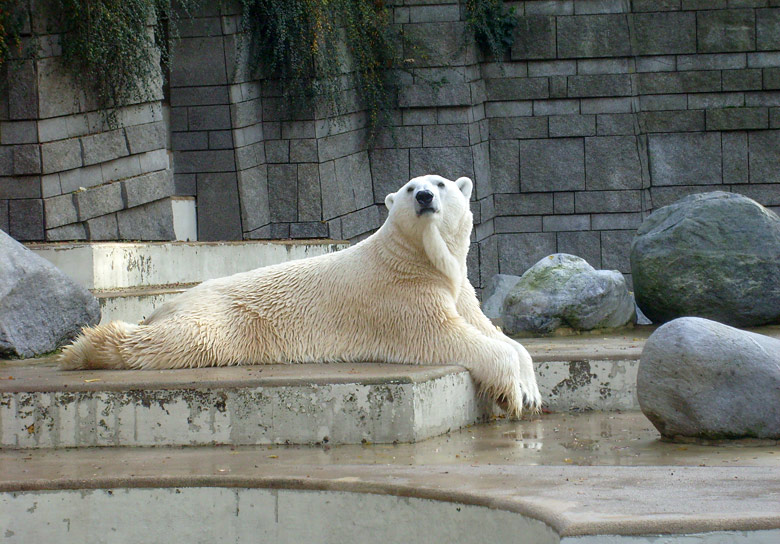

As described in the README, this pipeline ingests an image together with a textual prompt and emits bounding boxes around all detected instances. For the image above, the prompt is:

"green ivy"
[55,0,194,122]
[0,0,23,70]
[239,0,398,137]
[464,0,517,60]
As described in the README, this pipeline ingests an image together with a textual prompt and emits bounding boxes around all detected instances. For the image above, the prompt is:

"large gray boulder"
[481,274,521,321]
[0,230,100,358]
[501,254,635,336]
[638,317,780,440]
[630,191,780,327]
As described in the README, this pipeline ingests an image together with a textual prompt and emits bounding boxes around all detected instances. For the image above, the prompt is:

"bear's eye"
[437,182,445,188]
[406,187,413,193]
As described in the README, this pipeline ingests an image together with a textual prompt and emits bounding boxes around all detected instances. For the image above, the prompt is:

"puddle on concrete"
[3,412,778,483]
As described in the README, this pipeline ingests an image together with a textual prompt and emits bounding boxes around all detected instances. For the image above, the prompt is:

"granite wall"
[2,0,780,290]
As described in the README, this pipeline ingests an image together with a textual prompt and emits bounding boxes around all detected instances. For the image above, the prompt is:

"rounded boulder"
[501,254,635,336]
[638,317,780,441]
[630,191,780,327]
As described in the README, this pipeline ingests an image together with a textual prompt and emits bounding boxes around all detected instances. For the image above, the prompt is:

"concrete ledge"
[27,240,348,290]
[1,463,778,543]
[0,363,489,448]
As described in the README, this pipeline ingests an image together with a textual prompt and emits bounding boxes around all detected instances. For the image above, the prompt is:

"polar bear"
[60,175,541,416]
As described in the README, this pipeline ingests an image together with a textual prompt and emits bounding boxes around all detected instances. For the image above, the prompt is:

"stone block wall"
[3,0,780,292]
[0,2,178,242]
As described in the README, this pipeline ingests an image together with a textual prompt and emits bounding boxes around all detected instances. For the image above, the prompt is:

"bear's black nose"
[416,190,434,206]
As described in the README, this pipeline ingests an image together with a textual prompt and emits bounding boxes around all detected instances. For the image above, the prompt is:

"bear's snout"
[416,190,434,206]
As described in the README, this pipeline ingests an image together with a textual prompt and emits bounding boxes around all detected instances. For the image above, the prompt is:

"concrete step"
[0,333,659,448]
[28,240,348,290]
[94,285,193,324]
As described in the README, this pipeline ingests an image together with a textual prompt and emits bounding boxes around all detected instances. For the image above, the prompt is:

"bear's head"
[384,175,473,286]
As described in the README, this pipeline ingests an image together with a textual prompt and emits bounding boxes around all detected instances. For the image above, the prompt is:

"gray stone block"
[125,122,166,154]
[58,164,102,194]
[489,140,519,193]
[549,115,596,137]
[576,58,631,75]
[518,138,585,192]
[403,21,475,68]
[41,139,82,174]
[335,151,373,210]
[747,51,780,68]
[533,99,579,116]
[574,0,624,14]
[525,1,573,15]
[748,130,780,184]
[764,68,780,90]
[188,105,231,131]
[170,107,188,132]
[591,212,643,230]
[196,172,242,240]
[706,107,769,130]
[174,173,196,196]
[567,74,632,97]
[635,56,676,72]
[1,199,10,232]
[677,53,746,71]
[635,71,721,94]
[398,83,472,108]
[282,121,316,140]
[638,110,705,132]
[528,60,576,77]
[123,169,175,208]
[170,86,230,107]
[580,97,632,114]
[576,190,642,214]
[687,92,745,109]
[317,129,367,163]
[237,166,269,232]
[723,131,749,184]
[289,221,328,239]
[648,132,723,186]
[632,0,680,10]
[757,8,780,50]
[631,12,696,55]
[497,232,557,276]
[697,9,756,53]
[0,175,41,199]
[601,229,634,273]
[409,147,474,183]
[597,113,635,135]
[171,37,227,87]
[494,216,542,233]
[489,117,548,139]
[117,198,176,241]
[1,121,38,145]
[550,76,568,98]
[12,144,41,175]
[341,206,381,240]
[267,164,298,222]
[46,223,86,241]
[289,139,317,163]
[511,16,556,60]
[557,14,631,58]
[402,109,437,126]
[86,213,119,240]
[557,231,602,269]
[208,130,233,150]
[177,16,222,38]
[370,148,409,204]
[485,78,549,101]
[231,99,263,129]
[543,214,590,232]
[269,223,290,239]
[81,129,129,167]
[174,150,235,173]
[297,163,321,222]
[8,60,38,120]
[44,193,78,229]
[234,141,265,171]
[745,91,780,107]
[76,182,124,221]
[9,198,44,241]
[554,192,575,214]
[585,136,642,190]
[638,94,688,111]
[649,186,720,209]
[422,124,470,147]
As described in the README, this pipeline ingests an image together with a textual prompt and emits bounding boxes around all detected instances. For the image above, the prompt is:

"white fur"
[60,175,541,416]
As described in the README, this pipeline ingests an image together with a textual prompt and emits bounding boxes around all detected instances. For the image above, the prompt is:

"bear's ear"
[455,177,473,200]
[385,192,395,210]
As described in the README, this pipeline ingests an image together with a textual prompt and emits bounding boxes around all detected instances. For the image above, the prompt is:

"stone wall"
[2,0,780,291]
[0,2,178,242]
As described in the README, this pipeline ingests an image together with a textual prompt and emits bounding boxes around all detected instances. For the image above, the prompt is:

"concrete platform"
[1,412,778,543]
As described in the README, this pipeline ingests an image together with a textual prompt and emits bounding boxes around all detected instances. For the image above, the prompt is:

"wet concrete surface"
[2,412,777,485]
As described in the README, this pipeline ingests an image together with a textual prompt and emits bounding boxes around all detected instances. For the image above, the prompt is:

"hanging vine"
[464,0,517,60]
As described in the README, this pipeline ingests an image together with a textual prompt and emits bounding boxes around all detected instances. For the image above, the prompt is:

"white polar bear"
[60,175,541,416]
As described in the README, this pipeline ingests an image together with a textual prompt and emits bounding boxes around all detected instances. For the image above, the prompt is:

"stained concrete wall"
[2,0,780,289]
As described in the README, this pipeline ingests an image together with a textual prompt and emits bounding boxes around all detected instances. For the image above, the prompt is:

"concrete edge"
[25,240,350,249]
[2,470,779,538]
[0,364,467,394]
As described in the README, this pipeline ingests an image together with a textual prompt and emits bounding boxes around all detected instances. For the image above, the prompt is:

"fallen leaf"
[84,379,101,383]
